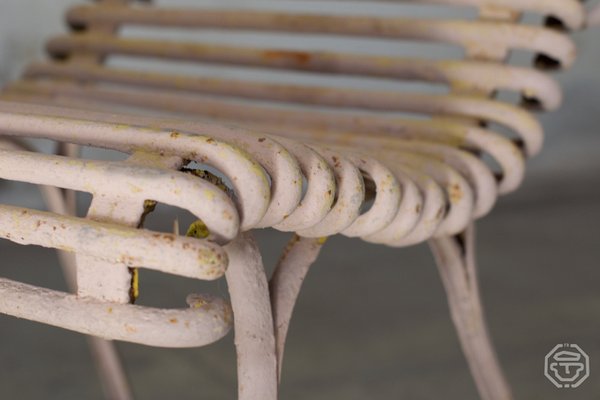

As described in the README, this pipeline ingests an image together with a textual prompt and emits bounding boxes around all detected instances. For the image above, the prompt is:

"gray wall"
[0,0,80,83]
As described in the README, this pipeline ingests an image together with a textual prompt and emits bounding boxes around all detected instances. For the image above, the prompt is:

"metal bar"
[65,5,575,66]
[0,278,232,348]
[44,35,563,110]
[24,62,544,156]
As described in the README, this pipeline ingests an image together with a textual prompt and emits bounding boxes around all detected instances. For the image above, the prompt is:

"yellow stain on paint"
[186,220,210,239]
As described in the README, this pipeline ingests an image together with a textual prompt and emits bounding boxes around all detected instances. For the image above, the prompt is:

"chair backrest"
[0,0,585,301]
[6,0,584,190]
[3,0,585,256]
[3,0,585,266]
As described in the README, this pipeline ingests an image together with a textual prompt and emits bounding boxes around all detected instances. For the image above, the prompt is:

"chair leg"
[0,138,134,400]
[55,251,133,400]
[225,233,278,400]
[269,235,326,381]
[429,224,512,400]
[87,336,134,400]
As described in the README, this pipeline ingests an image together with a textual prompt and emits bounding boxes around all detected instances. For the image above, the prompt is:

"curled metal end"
[534,54,562,71]
[521,94,544,111]
[0,278,233,348]
[544,16,569,32]
[68,21,88,33]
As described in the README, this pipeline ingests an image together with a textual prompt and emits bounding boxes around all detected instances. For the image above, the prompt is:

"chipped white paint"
[225,233,278,400]
[0,278,232,348]
[0,204,227,280]
[269,236,326,380]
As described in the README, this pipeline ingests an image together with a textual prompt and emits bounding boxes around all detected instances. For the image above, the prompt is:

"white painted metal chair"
[0,1,595,399]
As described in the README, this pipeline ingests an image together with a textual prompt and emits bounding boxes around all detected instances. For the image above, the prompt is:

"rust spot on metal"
[436,207,445,219]
[262,49,311,65]
[449,183,463,203]
[162,234,175,242]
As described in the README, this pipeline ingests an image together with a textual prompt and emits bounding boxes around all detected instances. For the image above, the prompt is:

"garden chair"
[0,0,595,399]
